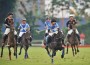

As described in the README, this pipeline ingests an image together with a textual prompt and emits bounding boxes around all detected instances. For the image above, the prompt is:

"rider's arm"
[66,21,69,27]
[18,24,21,32]
[18,24,21,29]
[26,23,30,31]
[56,23,59,29]
[44,22,47,29]
[66,21,70,30]
[4,18,10,27]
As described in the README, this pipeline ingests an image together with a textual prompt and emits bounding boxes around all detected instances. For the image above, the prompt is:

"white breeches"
[67,29,79,35]
[45,29,48,33]
[4,28,17,35]
[49,31,58,36]
[19,32,26,37]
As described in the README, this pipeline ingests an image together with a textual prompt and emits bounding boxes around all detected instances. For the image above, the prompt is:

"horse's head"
[49,31,63,49]
[71,24,76,31]
[9,19,14,25]
[56,31,63,41]
[70,24,76,36]
[8,19,15,32]
[24,31,31,43]
[10,25,15,33]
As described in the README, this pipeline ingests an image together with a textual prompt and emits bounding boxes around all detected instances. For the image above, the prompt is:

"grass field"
[0,47,90,65]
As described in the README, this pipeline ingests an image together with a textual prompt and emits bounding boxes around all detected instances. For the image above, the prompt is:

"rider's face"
[70,16,74,21]
[51,22,55,25]
[22,20,26,24]
[8,15,13,19]
[47,18,50,21]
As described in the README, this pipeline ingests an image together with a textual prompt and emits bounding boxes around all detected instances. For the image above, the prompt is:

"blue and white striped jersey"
[45,20,51,29]
[51,23,59,32]
[18,23,30,32]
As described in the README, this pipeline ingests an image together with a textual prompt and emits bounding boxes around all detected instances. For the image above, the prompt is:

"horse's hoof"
[77,50,79,52]
[51,59,54,64]
[0,56,1,58]
[66,52,68,54]
[61,55,64,58]
[75,52,77,54]
[73,54,75,57]
[0,56,2,58]
[18,53,21,55]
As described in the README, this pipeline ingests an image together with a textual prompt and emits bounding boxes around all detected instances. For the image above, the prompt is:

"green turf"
[0,47,90,65]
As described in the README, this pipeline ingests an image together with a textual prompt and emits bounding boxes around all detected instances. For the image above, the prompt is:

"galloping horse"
[18,29,31,59]
[1,19,17,60]
[45,30,65,64]
[66,24,79,56]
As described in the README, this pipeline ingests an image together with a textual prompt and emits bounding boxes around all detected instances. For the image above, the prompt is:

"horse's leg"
[74,45,77,55]
[71,45,74,56]
[15,39,18,58]
[8,46,11,60]
[13,45,17,59]
[19,45,23,55]
[0,44,4,58]
[24,46,28,59]
[25,46,29,59]
[66,43,69,54]
[61,47,65,58]
[16,44,17,58]
[45,46,51,57]
[51,50,55,64]
[77,44,79,52]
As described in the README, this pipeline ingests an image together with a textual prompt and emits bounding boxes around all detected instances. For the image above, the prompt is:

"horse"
[66,24,79,56]
[1,21,17,60]
[45,30,65,64]
[18,30,32,59]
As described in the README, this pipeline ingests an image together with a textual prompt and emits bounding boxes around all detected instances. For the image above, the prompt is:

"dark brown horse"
[1,20,17,60]
[18,30,31,59]
[45,31,65,64]
[66,24,79,56]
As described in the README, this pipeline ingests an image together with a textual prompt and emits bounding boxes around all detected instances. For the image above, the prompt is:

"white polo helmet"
[22,18,26,21]
[69,14,75,17]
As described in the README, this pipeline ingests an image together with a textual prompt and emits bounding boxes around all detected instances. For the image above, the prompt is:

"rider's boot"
[45,33,48,37]
[45,35,50,48]
[18,37,21,44]
[76,34,81,44]
[2,34,8,44]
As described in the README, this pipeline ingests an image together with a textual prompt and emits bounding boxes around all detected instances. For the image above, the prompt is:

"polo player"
[45,18,65,47]
[2,13,17,44]
[18,18,32,45]
[44,17,51,37]
[66,14,81,44]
